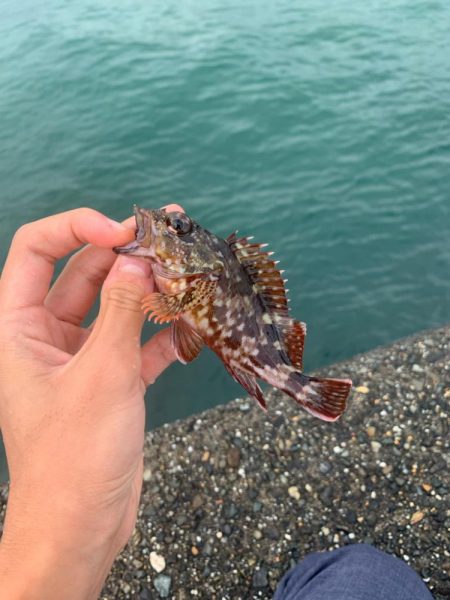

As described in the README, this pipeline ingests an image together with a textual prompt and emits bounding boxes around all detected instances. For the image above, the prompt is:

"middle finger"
[45,244,119,325]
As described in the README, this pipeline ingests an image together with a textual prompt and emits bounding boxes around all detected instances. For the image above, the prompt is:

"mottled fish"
[114,206,352,421]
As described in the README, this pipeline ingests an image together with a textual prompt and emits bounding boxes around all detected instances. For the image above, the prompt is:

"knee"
[274,544,433,600]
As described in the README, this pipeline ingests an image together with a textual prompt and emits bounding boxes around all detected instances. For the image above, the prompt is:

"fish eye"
[165,212,192,236]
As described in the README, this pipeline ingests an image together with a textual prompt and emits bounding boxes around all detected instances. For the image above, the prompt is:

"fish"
[114,205,352,421]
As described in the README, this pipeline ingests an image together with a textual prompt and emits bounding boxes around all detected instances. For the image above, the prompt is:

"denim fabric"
[274,544,433,600]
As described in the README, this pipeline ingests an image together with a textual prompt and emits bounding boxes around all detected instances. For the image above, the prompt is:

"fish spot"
[206,326,215,336]
[274,340,282,351]
[237,322,245,331]
[262,313,273,325]
[197,305,209,318]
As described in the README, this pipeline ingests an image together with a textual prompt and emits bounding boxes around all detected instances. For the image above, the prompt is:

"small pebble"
[149,551,166,573]
[227,446,241,468]
[239,401,251,412]
[191,494,203,510]
[288,486,301,500]
[371,441,382,453]
[356,385,369,394]
[121,582,131,594]
[319,461,332,474]
[154,574,171,598]
[253,566,268,588]
[410,511,425,525]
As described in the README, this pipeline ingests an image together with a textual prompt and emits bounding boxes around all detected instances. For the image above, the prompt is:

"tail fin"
[289,375,352,422]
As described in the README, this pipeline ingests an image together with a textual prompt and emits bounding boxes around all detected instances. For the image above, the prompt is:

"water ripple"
[0,0,449,429]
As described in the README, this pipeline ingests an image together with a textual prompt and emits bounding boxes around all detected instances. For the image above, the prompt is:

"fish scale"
[114,206,352,421]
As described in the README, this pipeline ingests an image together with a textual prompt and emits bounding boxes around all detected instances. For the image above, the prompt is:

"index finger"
[0,208,133,310]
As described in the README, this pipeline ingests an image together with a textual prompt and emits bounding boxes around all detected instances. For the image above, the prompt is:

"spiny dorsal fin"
[171,319,204,364]
[227,234,307,371]
[226,233,289,317]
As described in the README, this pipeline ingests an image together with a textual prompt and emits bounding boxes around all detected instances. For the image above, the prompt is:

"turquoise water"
[1,0,449,443]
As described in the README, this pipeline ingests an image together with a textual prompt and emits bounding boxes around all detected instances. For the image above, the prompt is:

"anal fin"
[171,319,204,364]
[225,364,267,411]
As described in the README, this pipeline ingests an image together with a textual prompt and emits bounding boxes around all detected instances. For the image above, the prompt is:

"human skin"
[0,205,182,599]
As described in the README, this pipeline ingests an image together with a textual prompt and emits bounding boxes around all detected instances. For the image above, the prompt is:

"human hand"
[0,206,181,599]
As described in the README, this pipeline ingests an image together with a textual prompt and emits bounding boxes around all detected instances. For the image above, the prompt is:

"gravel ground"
[1,326,449,598]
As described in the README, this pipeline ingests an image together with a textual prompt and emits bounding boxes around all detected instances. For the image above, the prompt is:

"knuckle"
[13,223,33,244]
[75,206,99,221]
[104,280,144,313]
[67,253,107,289]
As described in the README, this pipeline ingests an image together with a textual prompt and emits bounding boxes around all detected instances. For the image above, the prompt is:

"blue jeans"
[274,544,433,600]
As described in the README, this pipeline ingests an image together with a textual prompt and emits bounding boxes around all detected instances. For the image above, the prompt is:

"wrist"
[0,485,117,600]
[0,535,110,600]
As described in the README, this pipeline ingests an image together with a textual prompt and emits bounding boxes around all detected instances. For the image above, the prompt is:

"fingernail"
[117,256,151,277]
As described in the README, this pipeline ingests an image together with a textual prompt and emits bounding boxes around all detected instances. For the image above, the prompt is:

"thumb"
[92,255,153,350]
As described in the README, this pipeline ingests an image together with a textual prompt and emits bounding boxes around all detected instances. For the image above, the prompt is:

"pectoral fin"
[171,319,204,364]
[142,292,186,323]
[142,279,217,324]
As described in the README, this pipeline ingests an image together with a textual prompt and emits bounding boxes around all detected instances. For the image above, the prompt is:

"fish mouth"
[113,205,154,257]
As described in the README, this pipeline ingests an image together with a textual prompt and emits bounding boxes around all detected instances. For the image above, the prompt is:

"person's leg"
[274,544,433,600]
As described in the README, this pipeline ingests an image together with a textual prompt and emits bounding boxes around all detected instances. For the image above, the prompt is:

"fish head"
[114,205,224,279]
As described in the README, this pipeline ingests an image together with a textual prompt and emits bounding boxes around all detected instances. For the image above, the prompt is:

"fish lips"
[113,205,154,257]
